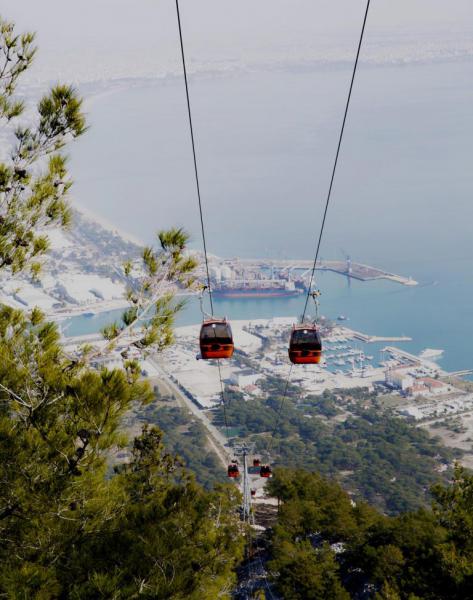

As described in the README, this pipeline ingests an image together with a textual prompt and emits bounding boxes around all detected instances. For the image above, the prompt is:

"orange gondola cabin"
[288,324,322,364]
[227,462,240,478]
[199,318,234,360]
[260,465,272,478]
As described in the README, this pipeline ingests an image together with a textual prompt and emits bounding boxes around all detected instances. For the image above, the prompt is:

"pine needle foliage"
[0,15,85,277]
[99,227,198,357]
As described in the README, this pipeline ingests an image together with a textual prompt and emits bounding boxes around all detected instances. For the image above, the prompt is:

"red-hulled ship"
[212,280,303,299]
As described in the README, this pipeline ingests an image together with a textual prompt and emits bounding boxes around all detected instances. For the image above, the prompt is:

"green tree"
[65,427,243,599]
[268,468,473,600]
[431,464,473,593]
[374,582,402,600]
[0,14,243,598]
[0,15,85,277]
[268,468,358,542]
[0,304,151,593]
[269,540,349,600]
[99,227,197,358]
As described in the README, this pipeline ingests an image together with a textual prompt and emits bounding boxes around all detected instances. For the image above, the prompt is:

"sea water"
[65,60,473,376]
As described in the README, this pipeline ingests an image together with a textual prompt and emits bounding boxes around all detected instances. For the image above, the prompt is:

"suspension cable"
[301,0,371,322]
[266,0,371,459]
[265,364,293,458]
[217,360,231,440]
[175,0,232,451]
[175,0,214,315]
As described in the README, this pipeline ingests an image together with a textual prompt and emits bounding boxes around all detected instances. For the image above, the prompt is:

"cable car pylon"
[232,443,257,523]
[242,450,251,523]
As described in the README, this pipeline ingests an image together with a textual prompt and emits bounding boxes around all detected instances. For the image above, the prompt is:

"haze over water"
[71,61,473,274]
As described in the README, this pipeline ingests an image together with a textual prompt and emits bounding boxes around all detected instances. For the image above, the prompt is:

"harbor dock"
[208,256,418,290]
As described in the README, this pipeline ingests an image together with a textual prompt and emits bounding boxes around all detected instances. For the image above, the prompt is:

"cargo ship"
[212,279,303,299]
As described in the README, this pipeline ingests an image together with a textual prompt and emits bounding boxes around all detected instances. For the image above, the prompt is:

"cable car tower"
[232,443,255,523]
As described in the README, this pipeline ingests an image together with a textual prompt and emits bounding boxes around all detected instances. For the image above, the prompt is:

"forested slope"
[266,467,473,600]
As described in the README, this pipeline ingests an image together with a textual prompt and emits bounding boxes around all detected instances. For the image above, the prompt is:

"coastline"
[74,203,145,247]
[47,298,130,322]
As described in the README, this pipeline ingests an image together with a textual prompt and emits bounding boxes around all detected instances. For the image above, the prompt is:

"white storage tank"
[220,265,233,280]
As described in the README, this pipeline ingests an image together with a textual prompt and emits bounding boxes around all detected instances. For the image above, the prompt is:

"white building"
[230,369,261,388]
[220,265,233,280]
[210,266,221,281]
[419,377,451,396]
[399,406,424,420]
[408,384,428,398]
[385,367,414,391]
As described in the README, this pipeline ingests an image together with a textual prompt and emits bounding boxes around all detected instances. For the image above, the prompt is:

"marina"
[147,316,471,417]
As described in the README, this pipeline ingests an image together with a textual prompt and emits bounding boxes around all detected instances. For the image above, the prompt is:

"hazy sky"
[3,1,473,82]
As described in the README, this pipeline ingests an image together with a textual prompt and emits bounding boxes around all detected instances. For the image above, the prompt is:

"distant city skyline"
[3,0,473,83]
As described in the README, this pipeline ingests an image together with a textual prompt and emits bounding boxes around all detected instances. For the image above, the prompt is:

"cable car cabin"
[260,465,272,478]
[227,463,240,478]
[199,319,234,360]
[288,324,322,365]
[253,458,261,468]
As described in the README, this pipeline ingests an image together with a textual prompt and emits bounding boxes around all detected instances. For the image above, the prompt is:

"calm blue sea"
[65,60,473,377]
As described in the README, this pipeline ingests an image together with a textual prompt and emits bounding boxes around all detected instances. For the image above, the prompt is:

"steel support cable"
[265,0,371,461]
[246,514,254,592]
[248,497,275,599]
[175,0,214,315]
[254,534,275,600]
[217,360,231,441]
[175,0,231,451]
[301,0,371,322]
[265,364,294,459]
[249,504,275,600]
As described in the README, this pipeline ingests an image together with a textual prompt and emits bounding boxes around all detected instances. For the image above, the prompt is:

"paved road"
[149,356,230,468]
[148,355,269,499]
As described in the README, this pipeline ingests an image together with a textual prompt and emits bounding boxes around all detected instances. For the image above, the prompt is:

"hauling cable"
[175,0,232,448]
[265,0,372,460]
[302,0,372,321]
[175,0,213,314]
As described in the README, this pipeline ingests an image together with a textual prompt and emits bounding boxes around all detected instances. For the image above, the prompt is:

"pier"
[381,346,448,374]
[446,369,473,378]
[343,329,413,344]
[212,257,418,288]
[382,346,422,364]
